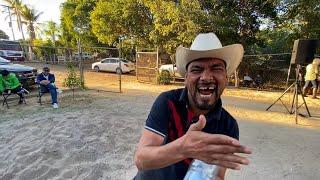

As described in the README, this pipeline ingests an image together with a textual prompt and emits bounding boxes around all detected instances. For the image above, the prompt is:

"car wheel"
[116,68,122,74]
[94,66,100,72]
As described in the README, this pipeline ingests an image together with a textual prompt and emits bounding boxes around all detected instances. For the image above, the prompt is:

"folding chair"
[37,84,47,105]
[37,83,60,105]
[2,88,27,109]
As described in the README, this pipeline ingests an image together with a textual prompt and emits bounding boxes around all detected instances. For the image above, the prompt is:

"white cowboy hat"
[176,33,244,76]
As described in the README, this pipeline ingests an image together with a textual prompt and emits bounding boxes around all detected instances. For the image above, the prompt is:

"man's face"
[43,69,50,76]
[185,58,228,110]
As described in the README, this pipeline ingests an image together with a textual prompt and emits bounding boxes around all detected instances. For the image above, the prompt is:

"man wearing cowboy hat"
[134,33,252,180]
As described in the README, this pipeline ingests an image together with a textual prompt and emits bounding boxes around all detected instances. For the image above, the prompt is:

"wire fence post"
[77,38,84,88]
[119,37,123,93]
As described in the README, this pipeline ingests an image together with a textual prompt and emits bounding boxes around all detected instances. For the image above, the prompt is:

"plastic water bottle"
[184,159,219,180]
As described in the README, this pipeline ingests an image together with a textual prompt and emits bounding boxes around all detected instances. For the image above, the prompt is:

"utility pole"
[1,4,15,40]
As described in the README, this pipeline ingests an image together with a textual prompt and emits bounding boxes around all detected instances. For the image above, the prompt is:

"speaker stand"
[266,64,311,124]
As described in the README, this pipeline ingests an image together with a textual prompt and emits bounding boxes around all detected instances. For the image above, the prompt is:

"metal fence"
[234,53,293,90]
[136,50,159,84]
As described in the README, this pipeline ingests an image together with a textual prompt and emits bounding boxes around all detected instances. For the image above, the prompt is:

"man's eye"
[191,69,201,73]
[213,67,224,71]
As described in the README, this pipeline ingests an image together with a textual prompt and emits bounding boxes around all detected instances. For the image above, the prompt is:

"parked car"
[92,58,135,74]
[74,52,92,60]
[0,39,25,61]
[0,57,37,88]
[159,64,183,78]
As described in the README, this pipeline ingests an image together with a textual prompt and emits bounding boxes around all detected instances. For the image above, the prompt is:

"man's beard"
[191,86,219,110]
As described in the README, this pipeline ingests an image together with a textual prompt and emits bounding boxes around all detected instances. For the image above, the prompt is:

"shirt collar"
[179,87,188,103]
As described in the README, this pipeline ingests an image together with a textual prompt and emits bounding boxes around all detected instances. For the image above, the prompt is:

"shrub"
[157,70,173,85]
[63,63,82,99]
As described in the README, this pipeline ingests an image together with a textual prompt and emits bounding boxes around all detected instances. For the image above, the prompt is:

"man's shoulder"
[158,88,184,102]
[221,107,237,122]
[219,107,239,139]
[9,73,17,78]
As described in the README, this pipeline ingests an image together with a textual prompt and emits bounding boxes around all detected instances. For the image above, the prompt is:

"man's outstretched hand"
[179,115,252,170]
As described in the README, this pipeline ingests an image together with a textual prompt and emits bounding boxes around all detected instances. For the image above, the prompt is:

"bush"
[157,70,173,85]
[63,63,82,99]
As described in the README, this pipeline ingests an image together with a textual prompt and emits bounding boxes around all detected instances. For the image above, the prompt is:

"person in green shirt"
[0,74,4,94]
[1,70,25,104]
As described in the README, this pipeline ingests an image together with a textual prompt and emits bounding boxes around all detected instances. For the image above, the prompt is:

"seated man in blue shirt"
[36,67,59,108]
[134,33,252,180]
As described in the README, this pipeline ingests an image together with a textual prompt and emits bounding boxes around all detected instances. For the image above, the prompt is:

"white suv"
[91,58,135,74]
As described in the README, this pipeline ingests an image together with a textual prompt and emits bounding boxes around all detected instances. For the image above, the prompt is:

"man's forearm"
[135,139,185,171]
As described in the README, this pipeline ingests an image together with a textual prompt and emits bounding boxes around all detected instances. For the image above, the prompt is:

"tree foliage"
[60,0,100,48]
[91,0,153,47]
[19,5,43,42]
[42,21,60,45]
[277,0,320,39]
[3,0,26,40]
[59,0,320,57]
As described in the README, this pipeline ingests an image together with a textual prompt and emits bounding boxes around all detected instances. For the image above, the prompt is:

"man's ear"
[184,73,188,85]
[185,72,188,79]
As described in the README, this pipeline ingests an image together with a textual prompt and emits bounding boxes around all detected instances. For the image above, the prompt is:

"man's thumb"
[189,115,206,131]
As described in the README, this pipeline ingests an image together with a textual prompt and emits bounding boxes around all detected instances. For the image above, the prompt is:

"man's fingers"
[203,134,241,146]
[210,153,250,165]
[188,115,206,131]
[206,144,252,154]
[210,160,241,170]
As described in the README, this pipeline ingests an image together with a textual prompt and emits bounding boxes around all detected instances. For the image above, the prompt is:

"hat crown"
[190,33,222,51]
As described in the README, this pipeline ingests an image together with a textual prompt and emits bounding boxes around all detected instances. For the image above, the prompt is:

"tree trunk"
[234,69,239,88]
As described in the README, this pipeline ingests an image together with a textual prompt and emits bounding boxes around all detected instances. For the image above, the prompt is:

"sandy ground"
[0,62,320,180]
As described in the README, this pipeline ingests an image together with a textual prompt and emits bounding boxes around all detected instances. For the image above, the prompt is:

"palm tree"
[18,5,43,60]
[19,5,43,42]
[3,0,25,41]
[43,21,60,46]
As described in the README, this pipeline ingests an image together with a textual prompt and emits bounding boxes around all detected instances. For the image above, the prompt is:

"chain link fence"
[3,40,310,92]
[233,53,292,90]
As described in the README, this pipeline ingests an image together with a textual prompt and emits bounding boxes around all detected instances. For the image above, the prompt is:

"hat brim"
[176,44,244,76]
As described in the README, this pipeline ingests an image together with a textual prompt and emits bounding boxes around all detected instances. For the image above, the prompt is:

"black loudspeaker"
[290,39,319,64]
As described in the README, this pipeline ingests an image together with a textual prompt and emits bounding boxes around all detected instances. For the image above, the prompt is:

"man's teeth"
[200,94,212,98]
[198,87,215,90]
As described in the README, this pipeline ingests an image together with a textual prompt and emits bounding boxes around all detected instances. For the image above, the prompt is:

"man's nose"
[200,70,213,81]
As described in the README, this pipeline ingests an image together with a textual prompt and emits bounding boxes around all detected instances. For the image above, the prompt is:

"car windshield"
[0,57,10,65]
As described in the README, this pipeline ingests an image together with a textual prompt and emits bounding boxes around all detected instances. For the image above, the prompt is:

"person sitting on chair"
[254,74,263,89]
[0,70,25,104]
[36,67,59,108]
[243,73,253,87]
